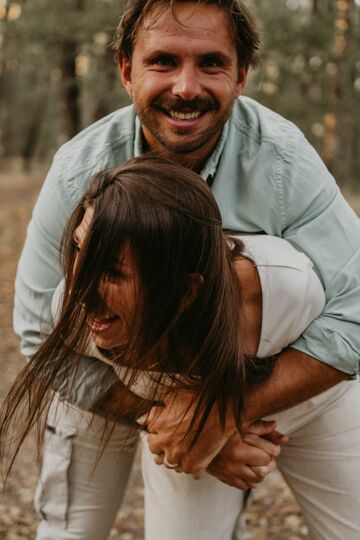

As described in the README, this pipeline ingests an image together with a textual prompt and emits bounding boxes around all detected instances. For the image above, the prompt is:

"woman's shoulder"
[234,234,313,271]
[231,235,325,357]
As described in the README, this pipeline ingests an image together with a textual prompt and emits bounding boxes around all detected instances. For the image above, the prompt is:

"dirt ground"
[0,166,359,540]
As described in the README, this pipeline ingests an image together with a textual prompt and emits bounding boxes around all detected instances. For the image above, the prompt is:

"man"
[14,1,360,539]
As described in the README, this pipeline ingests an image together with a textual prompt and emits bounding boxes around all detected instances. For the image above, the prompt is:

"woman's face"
[73,206,139,350]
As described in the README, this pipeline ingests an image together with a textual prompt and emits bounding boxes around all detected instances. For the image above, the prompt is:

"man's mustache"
[153,96,218,113]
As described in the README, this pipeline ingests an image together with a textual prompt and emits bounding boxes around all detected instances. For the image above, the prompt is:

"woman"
[1,156,325,539]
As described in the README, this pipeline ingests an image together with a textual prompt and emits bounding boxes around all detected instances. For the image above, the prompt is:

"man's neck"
[141,133,219,174]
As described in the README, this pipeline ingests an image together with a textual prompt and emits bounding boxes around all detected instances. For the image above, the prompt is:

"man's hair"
[113,0,260,68]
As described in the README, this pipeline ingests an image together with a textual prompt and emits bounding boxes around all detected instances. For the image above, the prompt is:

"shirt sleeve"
[13,156,118,409]
[278,134,360,374]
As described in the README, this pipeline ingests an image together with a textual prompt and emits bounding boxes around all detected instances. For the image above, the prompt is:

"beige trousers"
[35,397,137,540]
[36,380,360,540]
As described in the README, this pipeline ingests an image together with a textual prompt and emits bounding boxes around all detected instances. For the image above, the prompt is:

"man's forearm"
[244,348,349,424]
[91,380,152,423]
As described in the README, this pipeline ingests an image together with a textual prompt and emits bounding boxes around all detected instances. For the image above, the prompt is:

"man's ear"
[236,65,249,97]
[118,52,133,98]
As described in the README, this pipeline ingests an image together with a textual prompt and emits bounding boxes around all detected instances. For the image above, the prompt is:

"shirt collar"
[133,116,229,182]
[134,116,143,158]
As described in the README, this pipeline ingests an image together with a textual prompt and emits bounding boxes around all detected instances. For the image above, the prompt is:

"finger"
[208,461,264,484]
[154,453,165,465]
[191,470,204,480]
[180,451,217,475]
[263,430,289,446]
[242,433,281,458]
[207,471,253,491]
[147,434,166,456]
[245,419,277,436]
[251,459,276,479]
[144,406,164,428]
[136,413,149,427]
[230,443,273,467]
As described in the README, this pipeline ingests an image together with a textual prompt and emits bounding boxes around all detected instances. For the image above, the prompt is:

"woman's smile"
[73,206,140,349]
[86,312,120,334]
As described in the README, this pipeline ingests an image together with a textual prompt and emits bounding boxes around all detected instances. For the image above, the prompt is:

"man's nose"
[172,65,202,101]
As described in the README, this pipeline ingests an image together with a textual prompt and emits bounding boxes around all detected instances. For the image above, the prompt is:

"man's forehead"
[136,3,235,51]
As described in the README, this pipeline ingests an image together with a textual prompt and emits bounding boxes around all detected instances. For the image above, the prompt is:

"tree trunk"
[312,0,319,14]
[60,40,81,139]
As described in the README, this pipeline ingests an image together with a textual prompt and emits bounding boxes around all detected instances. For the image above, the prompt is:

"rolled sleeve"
[280,135,360,374]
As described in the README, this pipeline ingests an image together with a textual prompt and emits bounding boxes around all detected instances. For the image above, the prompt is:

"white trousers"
[36,380,360,540]
[35,398,137,540]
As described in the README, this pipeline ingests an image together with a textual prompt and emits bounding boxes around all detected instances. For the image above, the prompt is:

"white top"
[52,236,325,399]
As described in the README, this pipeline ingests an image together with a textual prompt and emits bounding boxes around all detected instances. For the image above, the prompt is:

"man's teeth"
[169,111,201,120]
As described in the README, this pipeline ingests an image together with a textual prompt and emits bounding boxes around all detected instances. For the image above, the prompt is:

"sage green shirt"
[14,97,360,409]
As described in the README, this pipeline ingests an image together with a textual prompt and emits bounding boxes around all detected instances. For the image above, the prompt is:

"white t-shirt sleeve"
[239,236,326,358]
[51,279,65,324]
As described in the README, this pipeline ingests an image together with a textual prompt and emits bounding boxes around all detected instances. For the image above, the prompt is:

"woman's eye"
[105,267,124,281]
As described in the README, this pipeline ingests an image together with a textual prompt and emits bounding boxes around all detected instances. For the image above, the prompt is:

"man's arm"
[145,134,360,473]
[14,155,118,410]
[280,134,360,376]
[244,348,348,423]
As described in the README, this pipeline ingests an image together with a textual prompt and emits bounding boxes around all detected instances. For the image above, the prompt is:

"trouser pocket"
[34,423,76,530]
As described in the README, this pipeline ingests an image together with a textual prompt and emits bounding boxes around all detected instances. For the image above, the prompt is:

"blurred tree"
[0,0,359,188]
[247,0,360,188]
[0,0,130,164]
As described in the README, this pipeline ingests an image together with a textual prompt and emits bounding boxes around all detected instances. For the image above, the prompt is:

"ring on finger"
[163,456,181,469]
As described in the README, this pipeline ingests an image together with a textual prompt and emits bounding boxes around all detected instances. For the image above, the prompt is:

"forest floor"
[0,166,359,540]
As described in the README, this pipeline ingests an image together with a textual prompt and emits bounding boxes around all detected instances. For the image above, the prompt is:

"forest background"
[0,1,359,538]
[0,0,360,189]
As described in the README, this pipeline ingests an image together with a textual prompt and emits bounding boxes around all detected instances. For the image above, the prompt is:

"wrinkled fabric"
[14,97,360,409]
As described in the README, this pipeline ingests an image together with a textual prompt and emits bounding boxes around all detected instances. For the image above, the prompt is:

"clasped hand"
[139,390,287,489]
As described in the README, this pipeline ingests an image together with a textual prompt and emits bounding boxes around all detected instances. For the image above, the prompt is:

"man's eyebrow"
[144,49,176,59]
[144,49,232,63]
[200,51,232,63]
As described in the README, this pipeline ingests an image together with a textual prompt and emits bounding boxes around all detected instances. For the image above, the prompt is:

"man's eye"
[152,55,175,67]
[202,57,223,69]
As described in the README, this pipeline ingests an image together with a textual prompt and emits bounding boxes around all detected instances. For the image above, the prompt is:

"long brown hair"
[1,156,250,473]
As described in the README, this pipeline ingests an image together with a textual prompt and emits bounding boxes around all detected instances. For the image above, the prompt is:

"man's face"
[119,2,247,164]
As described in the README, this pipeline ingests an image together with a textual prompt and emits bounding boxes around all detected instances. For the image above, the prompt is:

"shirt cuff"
[55,355,119,410]
[291,317,359,376]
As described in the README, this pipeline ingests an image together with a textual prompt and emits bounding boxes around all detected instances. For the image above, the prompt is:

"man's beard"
[137,96,233,155]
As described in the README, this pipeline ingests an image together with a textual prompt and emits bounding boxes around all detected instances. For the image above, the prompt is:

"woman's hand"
[140,389,237,474]
[207,426,288,490]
